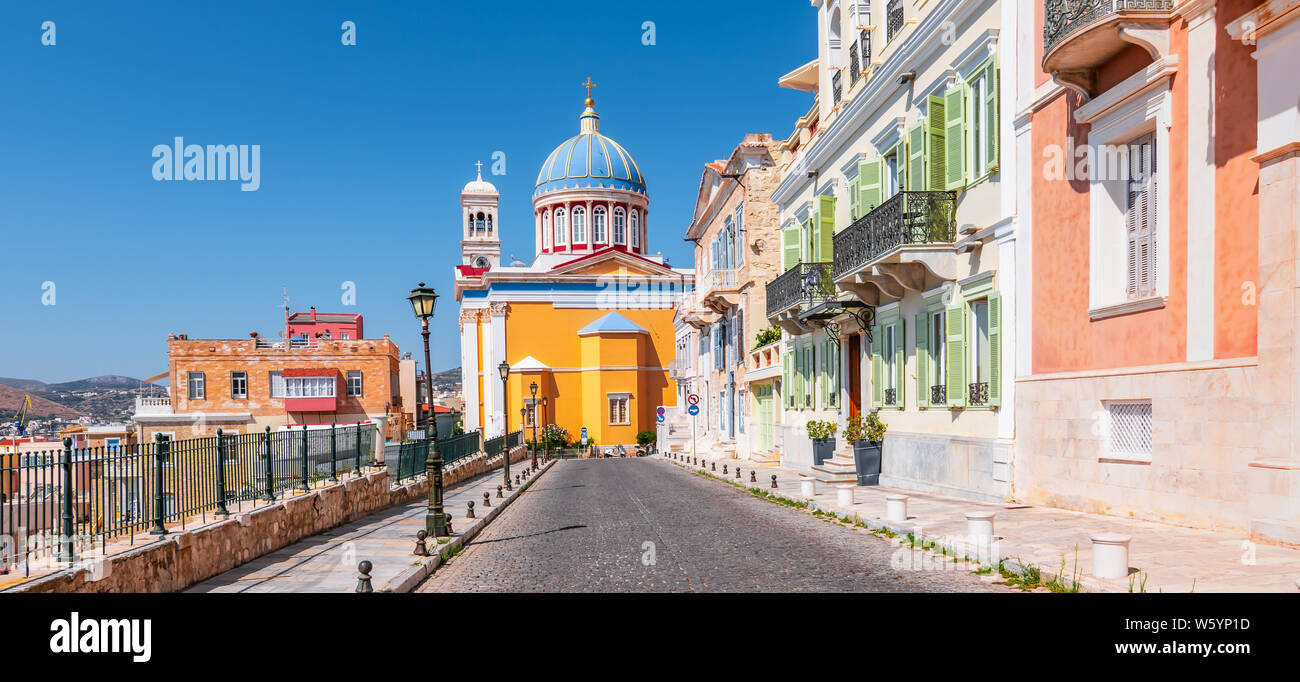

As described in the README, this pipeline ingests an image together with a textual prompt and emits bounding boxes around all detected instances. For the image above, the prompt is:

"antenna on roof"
[282,285,290,311]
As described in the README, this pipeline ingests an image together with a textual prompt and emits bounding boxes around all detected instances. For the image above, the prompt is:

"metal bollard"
[446,513,454,535]
[467,500,476,519]
[515,474,521,487]
[750,471,757,483]
[414,530,429,556]
[483,491,491,508]
[723,464,728,475]
[356,561,374,593]
[771,474,778,489]
[497,485,503,499]
[711,462,716,472]
[735,467,741,479]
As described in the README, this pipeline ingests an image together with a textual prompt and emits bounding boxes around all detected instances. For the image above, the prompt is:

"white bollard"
[885,494,908,522]
[1091,533,1132,579]
[799,476,816,498]
[836,484,855,507]
[965,511,995,541]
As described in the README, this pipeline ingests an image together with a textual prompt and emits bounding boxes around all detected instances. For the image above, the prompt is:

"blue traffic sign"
[656,406,666,416]
[687,404,700,416]
[656,414,665,423]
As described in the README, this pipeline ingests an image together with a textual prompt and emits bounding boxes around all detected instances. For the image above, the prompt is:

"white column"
[480,312,496,436]
[535,209,542,255]
[459,311,480,432]
[586,200,594,249]
[1185,4,1217,362]
[1013,0,1034,380]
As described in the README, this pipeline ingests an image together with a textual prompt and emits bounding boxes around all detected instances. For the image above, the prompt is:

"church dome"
[534,97,646,198]
[462,165,498,195]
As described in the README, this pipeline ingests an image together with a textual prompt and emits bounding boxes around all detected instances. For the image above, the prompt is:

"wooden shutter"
[906,122,926,191]
[782,224,800,270]
[783,353,792,408]
[915,312,929,409]
[984,61,999,174]
[943,85,966,190]
[987,292,1002,407]
[802,217,814,264]
[818,194,836,262]
[945,302,966,408]
[871,325,883,408]
[894,321,906,409]
[849,175,860,220]
[1127,134,1156,299]
[926,95,946,191]
[859,158,882,215]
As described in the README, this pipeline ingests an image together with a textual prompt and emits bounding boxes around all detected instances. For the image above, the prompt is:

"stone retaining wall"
[3,445,530,594]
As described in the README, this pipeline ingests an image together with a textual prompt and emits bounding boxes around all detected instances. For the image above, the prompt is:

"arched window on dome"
[572,206,586,244]
[613,208,626,245]
[630,210,640,249]
[466,213,473,237]
[593,206,607,244]
[475,212,486,233]
[542,212,551,250]
[554,208,567,246]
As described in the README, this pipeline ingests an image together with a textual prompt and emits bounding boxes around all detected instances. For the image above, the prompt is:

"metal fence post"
[354,424,363,475]
[150,434,167,535]
[328,422,338,483]
[215,428,230,518]
[300,424,310,492]
[58,437,76,562]
[261,426,274,501]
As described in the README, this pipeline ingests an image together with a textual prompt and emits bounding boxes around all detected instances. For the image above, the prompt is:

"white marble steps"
[810,454,858,483]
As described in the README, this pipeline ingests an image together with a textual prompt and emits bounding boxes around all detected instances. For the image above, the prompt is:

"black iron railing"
[884,388,898,406]
[832,190,957,279]
[0,423,376,577]
[887,0,904,41]
[1044,0,1174,56]
[931,384,946,405]
[441,430,481,468]
[766,262,835,318]
[832,69,843,105]
[969,382,990,406]
[860,28,871,68]
[849,43,860,83]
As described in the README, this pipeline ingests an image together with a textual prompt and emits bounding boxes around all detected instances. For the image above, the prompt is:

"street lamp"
[541,396,549,462]
[529,381,539,470]
[498,360,512,491]
[407,282,447,538]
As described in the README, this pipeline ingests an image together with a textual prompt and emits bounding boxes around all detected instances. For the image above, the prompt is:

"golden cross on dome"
[582,76,597,102]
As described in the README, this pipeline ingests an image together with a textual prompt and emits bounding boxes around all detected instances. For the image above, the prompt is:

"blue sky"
[0,1,813,382]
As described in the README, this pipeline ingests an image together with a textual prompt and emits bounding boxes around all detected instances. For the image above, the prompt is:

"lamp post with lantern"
[528,381,540,470]
[498,361,512,491]
[407,283,447,538]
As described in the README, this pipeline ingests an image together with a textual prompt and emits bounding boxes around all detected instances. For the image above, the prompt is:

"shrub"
[636,430,656,445]
[539,424,569,450]
[806,420,839,440]
[753,326,782,349]
[843,412,886,443]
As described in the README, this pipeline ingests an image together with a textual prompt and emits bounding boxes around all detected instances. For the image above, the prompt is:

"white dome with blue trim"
[534,97,646,198]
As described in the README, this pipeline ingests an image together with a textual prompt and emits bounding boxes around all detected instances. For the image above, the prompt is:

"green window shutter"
[782,224,800,270]
[831,339,839,408]
[926,95,946,191]
[802,217,814,263]
[782,353,791,408]
[894,321,906,409]
[858,158,882,215]
[818,195,836,262]
[906,122,925,192]
[915,312,929,409]
[805,347,814,409]
[870,325,883,408]
[820,340,828,409]
[943,85,966,190]
[794,345,804,409]
[945,302,966,408]
[988,291,1002,407]
[985,61,1000,175]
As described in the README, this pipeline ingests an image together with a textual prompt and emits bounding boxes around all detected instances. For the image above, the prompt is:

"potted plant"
[806,419,838,466]
[844,411,887,485]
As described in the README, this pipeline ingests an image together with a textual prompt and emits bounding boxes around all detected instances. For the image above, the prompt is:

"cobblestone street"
[418,458,1016,592]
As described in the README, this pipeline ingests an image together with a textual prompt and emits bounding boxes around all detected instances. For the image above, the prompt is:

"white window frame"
[968,299,991,385]
[269,371,286,398]
[285,376,336,398]
[630,210,640,248]
[593,206,607,244]
[572,206,586,243]
[187,372,205,400]
[613,207,626,245]
[930,309,945,395]
[543,212,551,249]
[883,323,898,402]
[555,208,568,245]
[607,393,631,426]
[346,370,363,397]
[1083,72,1172,318]
[230,370,248,399]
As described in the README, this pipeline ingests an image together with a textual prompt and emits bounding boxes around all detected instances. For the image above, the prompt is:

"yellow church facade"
[453,89,692,448]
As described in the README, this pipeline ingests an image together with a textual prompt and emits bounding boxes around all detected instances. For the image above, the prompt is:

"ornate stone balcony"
[765,262,835,334]
[831,190,957,305]
[700,267,741,314]
[1043,0,1176,97]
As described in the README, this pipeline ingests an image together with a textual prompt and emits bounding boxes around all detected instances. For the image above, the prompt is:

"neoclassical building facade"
[454,89,693,447]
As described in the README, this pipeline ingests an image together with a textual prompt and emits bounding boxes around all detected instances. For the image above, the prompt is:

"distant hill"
[430,367,461,391]
[0,377,49,393]
[0,384,82,420]
[47,375,155,392]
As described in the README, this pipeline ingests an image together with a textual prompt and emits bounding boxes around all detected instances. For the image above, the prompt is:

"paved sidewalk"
[187,459,551,593]
[662,453,1300,593]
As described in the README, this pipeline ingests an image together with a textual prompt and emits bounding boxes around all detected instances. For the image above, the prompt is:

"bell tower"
[461,161,501,269]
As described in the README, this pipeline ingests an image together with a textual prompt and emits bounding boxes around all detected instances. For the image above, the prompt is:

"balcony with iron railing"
[832,190,957,283]
[699,267,741,314]
[832,69,843,106]
[886,0,904,42]
[1042,0,1176,97]
[766,262,835,332]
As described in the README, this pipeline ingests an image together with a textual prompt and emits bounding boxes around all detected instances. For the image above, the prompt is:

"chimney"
[310,306,317,322]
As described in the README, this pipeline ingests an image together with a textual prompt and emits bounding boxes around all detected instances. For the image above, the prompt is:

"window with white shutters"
[1126,134,1157,299]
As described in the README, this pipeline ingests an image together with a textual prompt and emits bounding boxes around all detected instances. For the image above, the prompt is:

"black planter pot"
[811,437,836,466]
[852,440,882,485]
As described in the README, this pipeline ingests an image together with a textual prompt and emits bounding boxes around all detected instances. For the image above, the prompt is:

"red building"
[285,307,364,341]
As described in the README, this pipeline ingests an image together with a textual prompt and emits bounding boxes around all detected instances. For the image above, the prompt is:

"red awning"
[282,368,339,378]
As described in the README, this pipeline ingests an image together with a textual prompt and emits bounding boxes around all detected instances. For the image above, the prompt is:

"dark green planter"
[811,437,836,466]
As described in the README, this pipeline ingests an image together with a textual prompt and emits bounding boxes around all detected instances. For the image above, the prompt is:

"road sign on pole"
[687,404,700,416]
[656,406,666,416]
[687,394,700,406]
